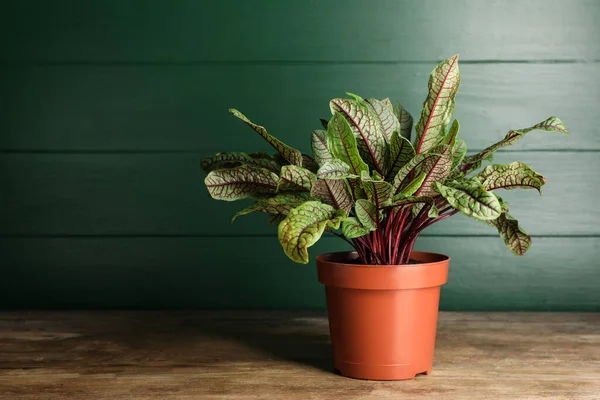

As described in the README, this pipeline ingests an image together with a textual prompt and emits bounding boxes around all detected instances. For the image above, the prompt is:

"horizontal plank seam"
[0,59,599,66]
[0,234,598,239]
[0,149,597,155]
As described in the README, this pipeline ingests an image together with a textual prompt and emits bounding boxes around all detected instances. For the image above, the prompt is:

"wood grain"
[0,152,595,236]
[0,63,594,151]
[0,311,598,400]
[0,237,598,310]
[0,0,598,62]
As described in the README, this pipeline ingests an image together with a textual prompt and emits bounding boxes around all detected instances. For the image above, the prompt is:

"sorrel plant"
[201,55,569,265]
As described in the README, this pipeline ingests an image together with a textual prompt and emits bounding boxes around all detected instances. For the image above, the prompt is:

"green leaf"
[385,131,416,181]
[301,154,319,173]
[427,203,439,218]
[355,199,379,230]
[268,213,286,227]
[278,202,346,264]
[365,97,399,141]
[399,172,426,196]
[434,180,501,221]
[444,119,460,147]
[412,202,440,218]
[311,130,332,167]
[232,193,311,221]
[414,55,461,154]
[200,152,281,173]
[327,112,369,176]
[278,165,317,191]
[330,97,387,174]
[233,203,272,222]
[348,178,367,200]
[414,144,453,196]
[391,194,432,207]
[474,161,545,193]
[342,217,373,238]
[229,109,303,166]
[460,116,570,174]
[317,160,354,179]
[310,178,353,213]
[498,196,510,213]
[346,92,364,101]
[394,103,413,140]
[205,165,279,201]
[360,171,394,206]
[391,153,441,195]
[451,140,467,170]
[390,195,439,218]
[491,213,532,256]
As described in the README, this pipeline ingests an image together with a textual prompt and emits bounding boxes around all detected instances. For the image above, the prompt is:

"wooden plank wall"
[0,0,598,310]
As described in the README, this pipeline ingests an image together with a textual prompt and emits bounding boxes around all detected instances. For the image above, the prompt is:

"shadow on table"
[185,312,336,374]
[84,311,338,374]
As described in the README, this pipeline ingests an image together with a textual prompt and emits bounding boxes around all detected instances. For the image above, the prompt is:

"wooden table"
[0,312,598,399]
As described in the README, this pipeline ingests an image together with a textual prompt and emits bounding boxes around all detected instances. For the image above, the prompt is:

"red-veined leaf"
[232,193,312,221]
[330,97,387,173]
[460,116,569,174]
[365,97,399,142]
[391,152,441,195]
[201,152,281,173]
[414,144,453,196]
[491,213,532,256]
[355,199,379,230]
[394,103,413,140]
[434,180,501,221]
[385,131,416,180]
[310,179,353,213]
[278,165,317,191]
[205,165,279,201]
[360,171,394,206]
[278,202,346,264]
[317,160,353,179]
[444,119,460,147]
[229,109,303,166]
[414,55,460,154]
[474,161,545,193]
[311,129,332,167]
[342,217,373,238]
[326,112,369,176]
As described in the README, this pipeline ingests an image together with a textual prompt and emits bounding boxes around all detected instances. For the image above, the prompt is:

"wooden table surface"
[0,312,598,400]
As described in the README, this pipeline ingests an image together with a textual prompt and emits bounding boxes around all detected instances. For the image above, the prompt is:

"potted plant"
[200,55,569,380]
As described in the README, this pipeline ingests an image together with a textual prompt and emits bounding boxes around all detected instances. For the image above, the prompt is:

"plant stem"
[396,203,430,264]
[373,194,382,263]
[392,207,411,264]
[348,196,459,265]
[325,228,354,247]
[351,238,368,263]
[386,209,395,263]
[418,209,459,233]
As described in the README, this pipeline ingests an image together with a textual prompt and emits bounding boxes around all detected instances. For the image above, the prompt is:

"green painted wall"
[0,0,598,310]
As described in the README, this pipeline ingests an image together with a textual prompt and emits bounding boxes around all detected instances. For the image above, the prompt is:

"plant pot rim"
[316,250,449,268]
[316,250,450,290]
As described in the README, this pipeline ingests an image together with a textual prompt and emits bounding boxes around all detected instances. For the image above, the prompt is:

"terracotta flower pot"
[316,250,450,381]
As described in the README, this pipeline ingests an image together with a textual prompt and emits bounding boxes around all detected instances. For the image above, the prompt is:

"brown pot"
[316,250,450,381]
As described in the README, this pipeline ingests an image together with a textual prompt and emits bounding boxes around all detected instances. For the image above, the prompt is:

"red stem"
[385,209,394,263]
[349,195,459,265]
[418,209,459,232]
[373,195,383,263]
[397,203,430,264]
[392,208,411,264]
